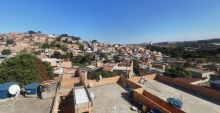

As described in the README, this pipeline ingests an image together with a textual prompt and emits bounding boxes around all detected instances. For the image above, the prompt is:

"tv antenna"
[9,85,20,97]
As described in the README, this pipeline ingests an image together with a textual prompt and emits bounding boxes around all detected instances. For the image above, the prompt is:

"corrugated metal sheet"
[75,88,89,104]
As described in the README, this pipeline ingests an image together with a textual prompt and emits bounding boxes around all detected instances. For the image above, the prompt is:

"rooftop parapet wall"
[156,75,220,101]
[142,90,186,113]
[84,76,120,87]
[129,74,157,83]
[134,88,171,113]
[120,76,142,89]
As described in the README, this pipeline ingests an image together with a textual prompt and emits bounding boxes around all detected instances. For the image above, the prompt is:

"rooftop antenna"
[9,85,20,97]
[99,75,102,85]
[99,75,102,80]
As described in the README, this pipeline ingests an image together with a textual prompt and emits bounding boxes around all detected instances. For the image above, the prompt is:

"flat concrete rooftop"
[88,83,136,113]
[0,96,52,113]
[139,80,220,113]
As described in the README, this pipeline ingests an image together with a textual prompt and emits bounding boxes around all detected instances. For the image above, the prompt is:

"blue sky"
[0,0,220,44]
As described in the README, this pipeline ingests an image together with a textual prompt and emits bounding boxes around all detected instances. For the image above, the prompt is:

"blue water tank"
[24,83,40,95]
[210,80,220,89]
[0,82,19,99]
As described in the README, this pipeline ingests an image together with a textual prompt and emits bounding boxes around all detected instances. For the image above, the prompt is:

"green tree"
[60,34,68,37]
[52,51,62,59]
[103,59,111,63]
[61,46,67,51]
[100,53,107,59]
[183,62,192,68]
[1,49,11,55]
[79,44,85,51]
[32,50,42,55]
[28,30,36,34]
[0,53,53,87]
[63,38,68,43]
[43,61,54,79]
[164,66,192,78]
[84,53,93,63]
[92,39,98,43]
[6,39,14,44]
[41,42,50,49]
[73,55,84,63]
[133,60,140,75]
[113,55,120,62]
[56,37,62,42]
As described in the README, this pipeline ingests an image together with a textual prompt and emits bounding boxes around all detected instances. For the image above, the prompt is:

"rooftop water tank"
[24,83,40,95]
[209,80,220,89]
[0,82,19,99]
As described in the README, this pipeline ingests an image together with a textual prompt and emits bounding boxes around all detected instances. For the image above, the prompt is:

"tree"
[1,49,11,55]
[92,39,98,43]
[32,50,42,55]
[60,34,68,37]
[133,60,140,75]
[41,42,50,49]
[0,53,54,87]
[37,31,42,34]
[6,39,14,44]
[103,59,111,63]
[100,53,107,59]
[73,55,84,63]
[84,53,93,63]
[28,30,36,34]
[164,66,192,78]
[113,55,120,62]
[79,44,85,51]
[183,62,192,68]
[52,51,62,59]
[56,37,62,42]
[43,61,54,79]
[63,38,68,43]
[61,46,67,52]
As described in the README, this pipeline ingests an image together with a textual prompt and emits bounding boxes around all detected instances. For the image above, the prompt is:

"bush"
[164,66,192,78]
[1,49,11,55]
[0,53,54,87]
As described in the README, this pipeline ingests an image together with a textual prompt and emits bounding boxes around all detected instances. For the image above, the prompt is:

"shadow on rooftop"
[154,79,220,106]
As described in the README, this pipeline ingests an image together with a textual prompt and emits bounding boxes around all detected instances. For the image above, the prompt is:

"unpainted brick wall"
[85,76,120,87]
[142,90,186,113]
[120,77,142,89]
[133,88,171,113]
[129,74,157,83]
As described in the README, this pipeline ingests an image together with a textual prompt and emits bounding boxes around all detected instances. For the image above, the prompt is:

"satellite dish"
[89,82,94,88]
[90,91,94,98]
[99,75,102,80]
[9,85,20,95]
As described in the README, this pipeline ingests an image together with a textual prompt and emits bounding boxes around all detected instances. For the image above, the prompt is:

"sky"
[0,0,220,44]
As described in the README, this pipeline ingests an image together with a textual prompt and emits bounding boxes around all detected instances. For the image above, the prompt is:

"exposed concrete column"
[81,71,88,84]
